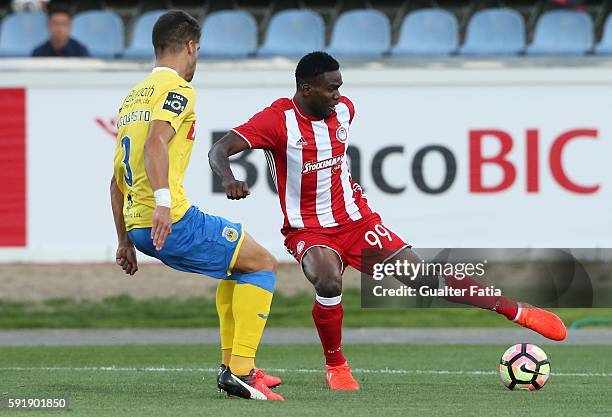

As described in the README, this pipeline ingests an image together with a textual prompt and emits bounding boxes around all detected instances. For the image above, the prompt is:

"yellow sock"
[229,355,256,376]
[231,276,274,362]
[216,279,236,365]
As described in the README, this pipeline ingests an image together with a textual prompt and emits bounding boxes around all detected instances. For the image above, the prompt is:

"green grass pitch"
[1,292,610,328]
[1,344,611,417]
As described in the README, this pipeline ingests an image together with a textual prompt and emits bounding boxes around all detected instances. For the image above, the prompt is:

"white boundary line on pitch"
[1,367,611,378]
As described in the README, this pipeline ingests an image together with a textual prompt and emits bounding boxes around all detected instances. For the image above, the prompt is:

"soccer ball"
[499,343,550,391]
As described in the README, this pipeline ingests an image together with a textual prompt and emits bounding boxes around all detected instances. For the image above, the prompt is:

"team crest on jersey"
[162,92,188,115]
[297,241,305,254]
[336,126,348,143]
[222,227,239,243]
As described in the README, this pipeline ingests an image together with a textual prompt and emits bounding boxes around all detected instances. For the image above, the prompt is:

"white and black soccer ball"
[499,343,550,391]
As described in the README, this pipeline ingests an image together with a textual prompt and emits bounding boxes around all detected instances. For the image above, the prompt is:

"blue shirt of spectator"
[32,37,89,57]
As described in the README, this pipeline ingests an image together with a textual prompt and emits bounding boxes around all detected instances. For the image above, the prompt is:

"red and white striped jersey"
[232,96,372,234]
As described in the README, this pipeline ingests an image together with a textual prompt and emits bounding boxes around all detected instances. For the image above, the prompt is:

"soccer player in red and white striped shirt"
[209,52,567,391]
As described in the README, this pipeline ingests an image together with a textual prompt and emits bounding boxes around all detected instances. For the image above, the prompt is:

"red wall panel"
[0,88,26,246]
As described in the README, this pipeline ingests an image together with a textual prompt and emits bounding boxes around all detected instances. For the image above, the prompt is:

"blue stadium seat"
[460,8,525,56]
[200,11,257,58]
[594,14,612,54]
[390,9,458,56]
[258,9,325,57]
[123,10,165,59]
[0,12,47,57]
[526,10,593,56]
[72,10,125,58]
[327,9,391,58]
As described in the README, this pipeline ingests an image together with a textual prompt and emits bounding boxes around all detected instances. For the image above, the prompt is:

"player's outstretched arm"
[144,120,176,251]
[110,176,138,275]
[208,131,251,200]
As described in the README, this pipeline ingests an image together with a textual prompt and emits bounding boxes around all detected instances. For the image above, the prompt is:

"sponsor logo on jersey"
[187,121,196,141]
[336,125,348,143]
[302,155,344,174]
[162,92,188,115]
[116,110,151,129]
[122,84,155,107]
[296,136,308,147]
[222,226,239,243]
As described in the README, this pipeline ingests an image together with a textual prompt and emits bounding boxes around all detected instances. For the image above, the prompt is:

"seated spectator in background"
[12,0,49,12]
[32,4,89,57]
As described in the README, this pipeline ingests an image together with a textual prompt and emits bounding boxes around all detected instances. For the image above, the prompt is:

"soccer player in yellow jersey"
[109,11,283,401]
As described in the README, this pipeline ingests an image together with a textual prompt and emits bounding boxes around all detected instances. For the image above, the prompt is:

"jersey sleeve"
[150,86,195,132]
[231,106,284,150]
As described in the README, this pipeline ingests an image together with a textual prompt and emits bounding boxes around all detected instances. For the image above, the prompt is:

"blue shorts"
[128,206,244,280]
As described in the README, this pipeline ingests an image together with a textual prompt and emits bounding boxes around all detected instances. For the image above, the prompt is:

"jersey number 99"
[364,224,392,249]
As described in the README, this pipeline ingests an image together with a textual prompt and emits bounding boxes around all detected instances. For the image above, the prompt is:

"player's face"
[184,40,199,82]
[308,70,343,119]
[48,13,71,46]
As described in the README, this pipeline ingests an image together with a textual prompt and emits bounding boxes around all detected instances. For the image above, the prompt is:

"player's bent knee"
[315,276,342,298]
[247,250,277,273]
[261,251,278,273]
[233,233,278,273]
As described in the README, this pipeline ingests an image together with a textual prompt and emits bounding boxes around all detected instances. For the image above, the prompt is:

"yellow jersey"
[113,67,196,231]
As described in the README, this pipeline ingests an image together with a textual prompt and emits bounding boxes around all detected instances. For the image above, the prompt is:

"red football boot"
[254,367,282,388]
[513,302,567,341]
[325,362,360,390]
